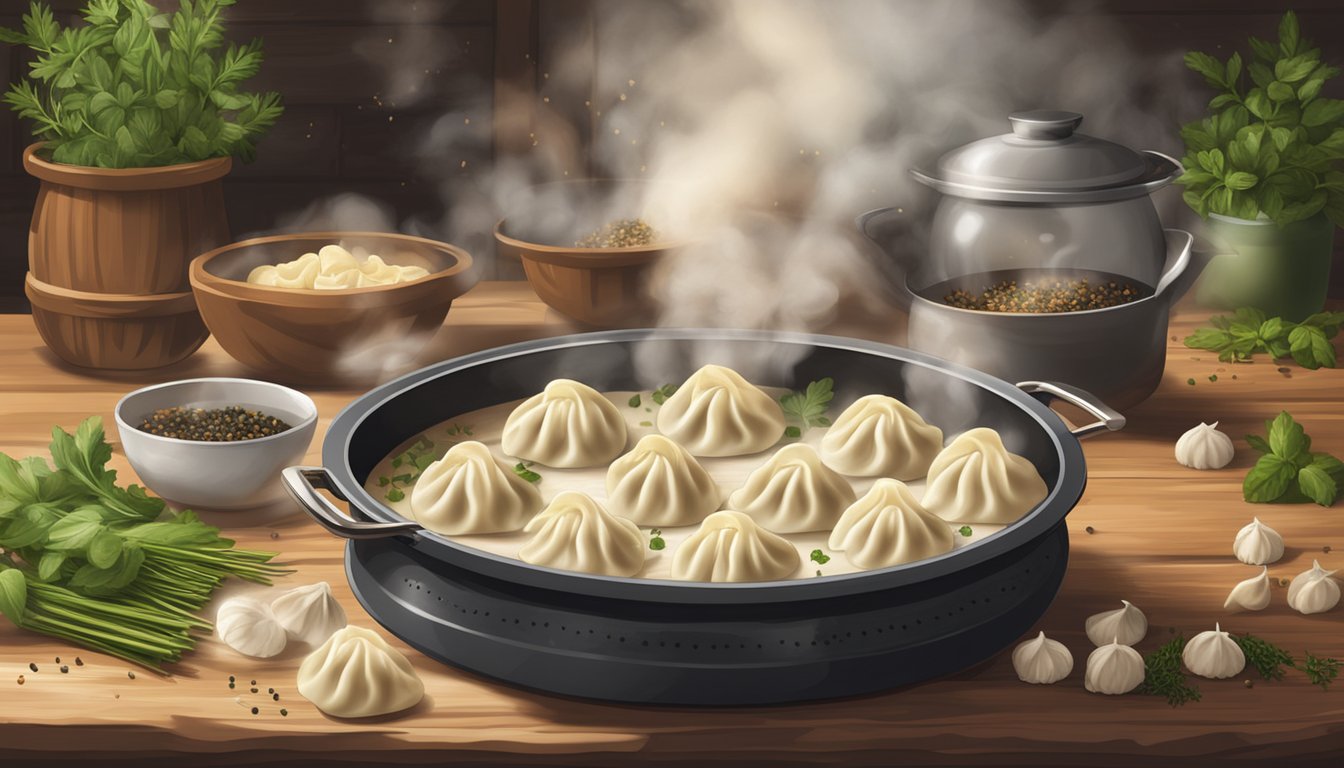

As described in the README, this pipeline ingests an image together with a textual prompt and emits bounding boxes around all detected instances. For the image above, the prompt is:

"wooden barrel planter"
[22,143,231,369]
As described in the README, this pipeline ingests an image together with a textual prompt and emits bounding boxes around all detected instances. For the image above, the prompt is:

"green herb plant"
[780,378,835,439]
[1185,308,1344,369]
[0,417,285,670]
[1177,11,1344,224]
[1243,411,1342,506]
[0,0,282,168]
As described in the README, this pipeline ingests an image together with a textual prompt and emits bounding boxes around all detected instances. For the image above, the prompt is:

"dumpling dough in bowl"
[502,379,629,468]
[410,441,542,535]
[519,491,645,577]
[297,626,424,718]
[656,364,786,457]
[820,395,943,479]
[728,443,857,533]
[828,479,954,569]
[672,510,800,582]
[606,434,721,527]
[921,428,1048,525]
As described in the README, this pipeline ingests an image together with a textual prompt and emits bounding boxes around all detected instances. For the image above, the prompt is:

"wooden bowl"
[25,273,209,370]
[190,232,476,384]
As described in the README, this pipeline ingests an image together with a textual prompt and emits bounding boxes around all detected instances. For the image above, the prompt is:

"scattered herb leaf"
[639,420,652,427]
[1299,652,1341,689]
[628,394,641,408]
[1138,635,1202,707]
[958,525,973,537]
[512,462,541,484]
[1234,633,1294,680]
[1187,378,1197,386]
[809,549,830,565]
[385,487,405,503]
[783,426,802,439]
[650,384,679,406]
[1243,411,1341,506]
[1185,309,1344,368]
[780,378,835,432]
[377,476,390,487]
[649,529,665,551]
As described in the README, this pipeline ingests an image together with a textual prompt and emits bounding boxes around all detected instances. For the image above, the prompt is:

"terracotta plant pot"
[22,143,230,368]
[190,232,476,384]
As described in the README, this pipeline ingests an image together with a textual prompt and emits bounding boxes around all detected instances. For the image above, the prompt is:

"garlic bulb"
[1012,631,1073,684]
[1182,622,1245,679]
[1084,639,1145,695]
[1084,600,1147,647]
[216,596,287,658]
[1233,518,1284,566]
[1174,422,1234,470]
[1287,560,1341,615]
[1223,567,1271,612]
[271,582,347,646]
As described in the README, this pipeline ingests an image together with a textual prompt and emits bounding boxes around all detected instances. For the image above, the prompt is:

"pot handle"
[855,206,918,310]
[1153,228,1197,298]
[282,466,423,540]
[1016,381,1126,439]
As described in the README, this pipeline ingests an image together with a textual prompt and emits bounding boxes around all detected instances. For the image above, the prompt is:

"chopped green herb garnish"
[377,476,390,487]
[385,487,405,503]
[1186,378,1196,386]
[628,394,641,408]
[809,549,830,565]
[445,423,473,437]
[1138,636,1201,707]
[815,569,822,577]
[639,421,652,427]
[391,473,414,485]
[958,525,973,537]
[780,378,834,433]
[649,529,665,550]
[391,455,404,469]
[1243,411,1342,506]
[512,462,541,483]
[1300,652,1340,689]
[1208,374,1218,382]
[783,426,802,439]
[651,384,679,406]
[1234,633,1294,680]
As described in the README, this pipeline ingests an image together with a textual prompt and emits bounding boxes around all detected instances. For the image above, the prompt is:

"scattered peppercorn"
[28,663,37,673]
[1279,577,1291,587]
[1085,526,1095,534]
[59,665,68,673]
[270,531,279,540]
[250,679,257,685]
[228,675,235,683]
[267,687,275,694]
[280,708,289,717]
[272,693,280,701]
[1325,545,1333,554]
[228,683,235,689]
[74,657,83,667]
[127,671,136,680]
[942,274,1146,313]
[137,406,293,442]
[17,674,24,685]
[1278,367,1291,375]
[576,218,658,248]
[251,707,259,715]
[1244,679,1254,689]
[250,687,258,693]
[54,656,60,663]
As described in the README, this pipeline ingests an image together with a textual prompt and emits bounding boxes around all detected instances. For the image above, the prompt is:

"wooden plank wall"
[1,0,1343,311]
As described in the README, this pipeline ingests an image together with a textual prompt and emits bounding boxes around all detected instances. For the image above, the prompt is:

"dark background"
[1,0,1342,311]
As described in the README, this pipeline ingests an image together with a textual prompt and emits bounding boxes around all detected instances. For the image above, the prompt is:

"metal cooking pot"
[911,109,1183,286]
[283,330,1123,706]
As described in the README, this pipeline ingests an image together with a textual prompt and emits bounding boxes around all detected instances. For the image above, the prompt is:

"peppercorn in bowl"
[114,378,318,511]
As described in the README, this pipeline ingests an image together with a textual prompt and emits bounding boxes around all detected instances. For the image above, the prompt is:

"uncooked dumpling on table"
[502,379,629,468]
[672,510,800,582]
[519,491,645,577]
[655,364,786,457]
[921,428,1048,525]
[828,478,954,569]
[410,440,542,535]
[605,434,721,527]
[297,625,424,718]
[819,394,944,479]
[728,443,856,533]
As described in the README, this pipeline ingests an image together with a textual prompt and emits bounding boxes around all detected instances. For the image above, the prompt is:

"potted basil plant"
[1177,11,1344,322]
[0,0,281,369]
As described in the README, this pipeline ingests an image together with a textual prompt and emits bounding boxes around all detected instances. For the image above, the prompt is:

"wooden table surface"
[1,282,1343,767]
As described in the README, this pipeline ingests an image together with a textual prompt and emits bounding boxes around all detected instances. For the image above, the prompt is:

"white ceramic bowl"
[114,378,318,510]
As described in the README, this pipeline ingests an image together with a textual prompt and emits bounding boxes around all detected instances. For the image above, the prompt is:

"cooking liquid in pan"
[363,391,1007,581]
[924,268,1155,313]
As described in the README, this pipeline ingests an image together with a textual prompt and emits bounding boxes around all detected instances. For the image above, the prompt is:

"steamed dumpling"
[921,428,1048,525]
[671,510,800,582]
[410,441,542,534]
[828,479,954,569]
[605,434,720,526]
[502,379,629,468]
[247,252,320,288]
[297,626,424,718]
[519,492,645,577]
[355,254,405,286]
[317,243,360,274]
[727,443,856,533]
[655,364,786,457]
[819,395,944,478]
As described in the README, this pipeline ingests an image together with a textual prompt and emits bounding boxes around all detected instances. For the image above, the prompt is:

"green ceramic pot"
[1196,212,1336,322]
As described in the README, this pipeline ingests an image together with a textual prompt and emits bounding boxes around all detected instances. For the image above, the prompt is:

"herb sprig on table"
[0,417,285,669]
[1243,411,1342,506]
[1185,308,1344,369]
[780,378,835,439]
[1138,635,1202,707]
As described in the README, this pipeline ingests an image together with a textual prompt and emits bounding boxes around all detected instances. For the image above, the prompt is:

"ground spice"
[138,406,293,442]
[943,276,1144,313]
[576,218,658,248]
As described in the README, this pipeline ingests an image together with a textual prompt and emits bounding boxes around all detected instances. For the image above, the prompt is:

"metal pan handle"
[282,466,423,540]
[1016,381,1126,439]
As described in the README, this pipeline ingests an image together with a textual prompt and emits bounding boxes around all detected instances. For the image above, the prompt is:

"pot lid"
[911,110,1182,203]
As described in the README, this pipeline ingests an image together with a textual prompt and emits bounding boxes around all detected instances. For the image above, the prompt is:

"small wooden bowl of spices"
[114,378,318,511]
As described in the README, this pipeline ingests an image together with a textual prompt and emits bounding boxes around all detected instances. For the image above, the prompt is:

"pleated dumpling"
[502,379,629,468]
[727,443,857,533]
[671,510,800,582]
[519,492,645,577]
[828,479,954,569]
[247,252,320,288]
[921,428,1048,524]
[409,441,542,534]
[605,435,720,527]
[655,364,786,457]
[819,395,943,479]
[296,626,424,718]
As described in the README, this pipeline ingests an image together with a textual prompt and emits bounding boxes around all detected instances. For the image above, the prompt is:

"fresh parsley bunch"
[0,0,282,168]
[1177,11,1344,225]
[1184,308,1344,369]
[1243,411,1343,506]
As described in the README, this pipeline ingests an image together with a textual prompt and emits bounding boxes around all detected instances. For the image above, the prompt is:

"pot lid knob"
[1008,110,1083,141]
